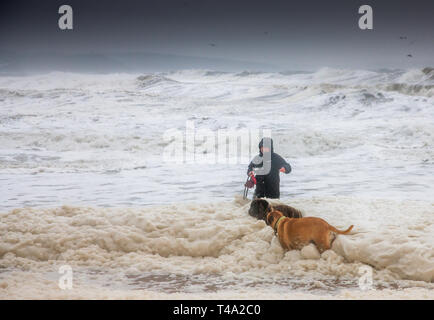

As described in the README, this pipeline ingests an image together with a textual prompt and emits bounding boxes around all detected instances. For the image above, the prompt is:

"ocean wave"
[380,83,434,97]
[0,88,43,99]
[0,117,432,173]
[397,67,434,83]
[235,70,266,77]
[136,74,178,87]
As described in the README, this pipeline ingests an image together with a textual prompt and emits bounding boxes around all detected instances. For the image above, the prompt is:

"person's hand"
[279,167,286,173]
[248,171,255,177]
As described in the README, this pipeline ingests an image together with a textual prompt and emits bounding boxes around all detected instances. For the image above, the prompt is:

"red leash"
[243,173,257,199]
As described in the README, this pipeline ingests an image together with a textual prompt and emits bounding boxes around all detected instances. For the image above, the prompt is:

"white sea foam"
[0,197,433,299]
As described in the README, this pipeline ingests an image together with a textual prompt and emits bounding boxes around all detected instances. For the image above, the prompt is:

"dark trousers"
[254,178,280,199]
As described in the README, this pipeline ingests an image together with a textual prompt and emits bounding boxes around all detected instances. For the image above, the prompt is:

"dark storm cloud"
[0,0,433,70]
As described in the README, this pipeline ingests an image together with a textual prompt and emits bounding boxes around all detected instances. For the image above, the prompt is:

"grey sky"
[1,0,433,70]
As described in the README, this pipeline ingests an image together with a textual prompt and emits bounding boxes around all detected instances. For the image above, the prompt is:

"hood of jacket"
[259,137,274,156]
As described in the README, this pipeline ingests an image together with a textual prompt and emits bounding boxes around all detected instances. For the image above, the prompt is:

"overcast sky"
[1,0,433,70]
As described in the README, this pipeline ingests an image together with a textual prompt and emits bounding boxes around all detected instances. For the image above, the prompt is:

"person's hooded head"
[259,137,274,156]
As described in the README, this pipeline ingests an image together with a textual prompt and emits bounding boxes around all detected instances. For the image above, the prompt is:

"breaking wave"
[136,74,178,87]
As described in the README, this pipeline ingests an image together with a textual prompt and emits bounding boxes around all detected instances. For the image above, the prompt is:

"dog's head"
[266,209,284,227]
[248,199,273,220]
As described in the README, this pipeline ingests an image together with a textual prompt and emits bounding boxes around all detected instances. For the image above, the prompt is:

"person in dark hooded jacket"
[247,137,291,199]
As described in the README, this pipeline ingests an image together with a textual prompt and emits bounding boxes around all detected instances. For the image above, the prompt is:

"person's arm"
[248,155,265,176]
[247,161,254,176]
[276,154,291,174]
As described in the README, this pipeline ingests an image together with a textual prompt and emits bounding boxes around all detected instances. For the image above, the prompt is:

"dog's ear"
[266,212,274,226]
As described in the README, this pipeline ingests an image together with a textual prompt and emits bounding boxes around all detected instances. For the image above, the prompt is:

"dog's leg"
[329,232,337,246]
[316,233,333,253]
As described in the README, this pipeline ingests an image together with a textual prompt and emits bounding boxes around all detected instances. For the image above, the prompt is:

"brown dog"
[266,209,353,253]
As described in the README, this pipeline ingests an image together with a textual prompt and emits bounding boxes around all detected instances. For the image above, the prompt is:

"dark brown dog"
[248,199,303,221]
[266,209,353,253]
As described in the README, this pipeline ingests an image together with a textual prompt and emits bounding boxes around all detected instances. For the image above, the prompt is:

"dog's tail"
[329,224,353,235]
